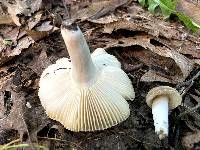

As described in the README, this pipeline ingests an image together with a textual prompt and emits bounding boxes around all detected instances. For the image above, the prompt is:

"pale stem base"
[152,96,169,140]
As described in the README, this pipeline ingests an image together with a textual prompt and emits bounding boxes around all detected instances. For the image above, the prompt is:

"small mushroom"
[146,86,182,139]
[38,21,135,132]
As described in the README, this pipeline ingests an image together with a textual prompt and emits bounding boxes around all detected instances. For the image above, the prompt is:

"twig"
[178,93,200,118]
[176,70,200,96]
[178,103,200,118]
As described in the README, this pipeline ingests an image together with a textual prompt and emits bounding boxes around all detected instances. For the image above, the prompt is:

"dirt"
[0,0,200,150]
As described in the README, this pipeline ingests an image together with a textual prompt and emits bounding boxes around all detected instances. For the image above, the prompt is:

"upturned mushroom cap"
[146,86,182,109]
[39,48,135,131]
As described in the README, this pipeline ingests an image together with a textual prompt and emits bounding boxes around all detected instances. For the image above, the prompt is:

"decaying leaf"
[150,44,194,80]
[0,77,28,141]
[0,65,50,143]
[71,0,128,21]
[85,10,200,83]
[160,37,200,59]
[28,50,51,76]
[88,14,119,24]
[140,70,174,83]
[26,23,59,41]
[0,2,13,25]
[177,0,200,25]
[103,16,182,39]
[1,0,43,26]
[104,34,194,83]
[0,10,59,66]
[9,36,35,57]
[27,11,43,30]
[138,0,200,31]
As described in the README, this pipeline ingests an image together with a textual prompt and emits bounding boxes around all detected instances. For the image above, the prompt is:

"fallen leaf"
[0,26,20,45]
[103,16,182,39]
[28,50,51,76]
[2,0,43,26]
[177,0,200,25]
[26,30,49,41]
[151,44,194,80]
[7,36,35,57]
[26,23,58,41]
[88,14,119,24]
[184,92,200,130]
[27,11,43,30]
[0,16,58,66]
[0,64,50,143]
[31,0,43,13]
[0,2,14,25]
[36,21,54,32]
[0,77,28,141]
[104,35,194,83]
[158,37,200,59]
[71,0,128,21]
[140,70,174,83]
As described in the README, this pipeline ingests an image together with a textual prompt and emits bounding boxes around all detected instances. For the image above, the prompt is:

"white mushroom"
[146,86,182,139]
[38,21,135,132]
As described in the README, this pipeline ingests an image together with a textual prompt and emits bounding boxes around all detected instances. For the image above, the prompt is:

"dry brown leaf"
[0,68,50,142]
[0,77,28,141]
[101,13,200,59]
[27,11,43,30]
[35,21,54,32]
[71,0,128,21]
[151,46,194,80]
[157,37,200,59]
[104,35,194,83]
[0,35,34,66]
[2,0,43,26]
[140,70,175,83]
[103,16,182,39]
[0,2,14,25]
[26,30,49,41]
[88,14,119,24]
[31,0,43,13]
[28,50,51,76]
[26,22,59,41]
[0,27,20,45]
[8,36,35,57]
[177,0,200,25]
[0,17,58,66]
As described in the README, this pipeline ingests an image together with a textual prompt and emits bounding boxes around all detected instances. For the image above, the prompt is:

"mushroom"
[146,86,182,139]
[38,21,135,132]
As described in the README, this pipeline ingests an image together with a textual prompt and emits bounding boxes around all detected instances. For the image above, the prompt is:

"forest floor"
[0,0,200,149]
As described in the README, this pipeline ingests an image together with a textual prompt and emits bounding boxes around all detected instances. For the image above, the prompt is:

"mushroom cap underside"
[39,49,135,131]
[91,48,121,69]
[146,86,182,109]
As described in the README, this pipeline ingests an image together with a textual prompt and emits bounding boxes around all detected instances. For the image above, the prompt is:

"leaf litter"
[0,1,60,66]
[0,0,200,149]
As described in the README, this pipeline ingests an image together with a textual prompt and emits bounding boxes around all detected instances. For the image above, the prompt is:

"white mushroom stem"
[61,26,97,86]
[152,95,169,140]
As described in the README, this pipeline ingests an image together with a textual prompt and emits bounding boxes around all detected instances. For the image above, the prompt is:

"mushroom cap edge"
[146,86,182,109]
